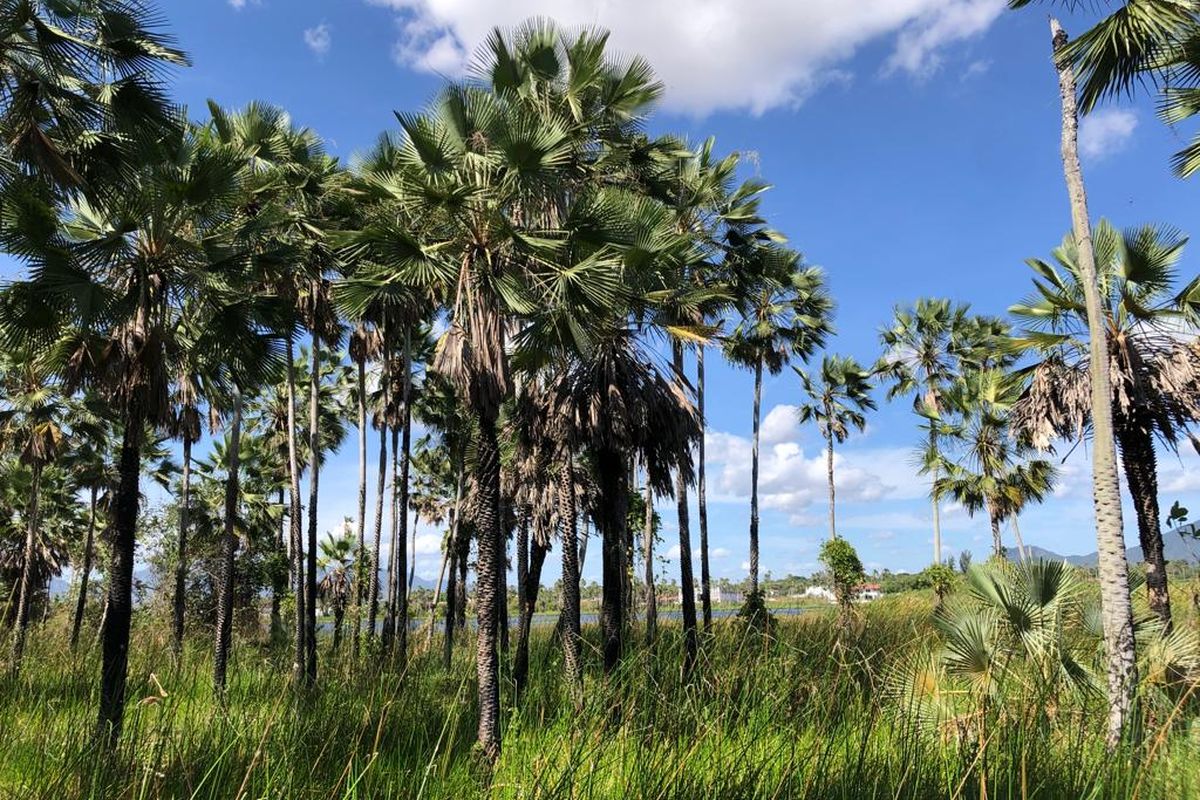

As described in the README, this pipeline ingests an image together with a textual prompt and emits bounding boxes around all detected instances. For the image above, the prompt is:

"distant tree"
[819,536,864,629]
[924,563,957,610]
[958,550,973,574]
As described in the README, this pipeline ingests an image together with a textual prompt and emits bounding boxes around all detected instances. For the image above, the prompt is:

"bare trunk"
[172,437,192,658]
[214,387,243,692]
[672,341,698,676]
[1051,17,1137,748]
[305,332,320,683]
[1117,423,1172,630]
[286,339,306,686]
[514,529,547,696]
[697,346,712,630]
[988,499,1003,559]
[749,357,763,594]
[930,427,942,565]
[394,339,413,667]
[368,354,389,643]
[270,487,284,643]
[1011,514,1028,563]
[383,423,400,650]
[559,454,582,699]
[10,463,42,672]
[643,480,657,646]
[442,466,465,667]
[598,449,628,674]
[96,400,145,745]
[826,426,836,540]
[69,486,98,651]
[474,412,502,760]
[353,354,368,658]
[426,540,450,651]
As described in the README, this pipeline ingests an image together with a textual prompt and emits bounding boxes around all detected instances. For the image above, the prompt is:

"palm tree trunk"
[172,437,192,658]
[643,480,657,647]
[394,339,413,666]
[96,398,145,745]
[473,412,503,760]
[286,339,306,686]
[497,506,509,656]
[443,466,464,667]
[368,356,390,643]
[1011,514,1029,563]
[455,531,468,632]
[826,427,836,540]
[1051,17,1138,748]
[988,500,1003,559]
[214,386,243,693]
[69,486,98,651]
[427,540,450,651]
[749,356,763,595]
[671,340,698,676]
[559,452,582,700]
[10,462,42,673]
[598,449,628,674]
[930,427,942,565]
[516,508,528,627]
[697,346,712,631]
[383,423,400,649]
[332,605,344,653]
[305,332,320,683]
[270,487,284,644]
[1117,424,1172,630]
[514,528,547,696]
[353,355,368,659]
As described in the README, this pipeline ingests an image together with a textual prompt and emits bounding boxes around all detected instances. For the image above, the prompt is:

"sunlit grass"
[1,593,1197,799]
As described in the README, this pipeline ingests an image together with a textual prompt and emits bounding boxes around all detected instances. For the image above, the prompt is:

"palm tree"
[796,355,876,541]
[0,352,69,672]
[347,323,380,658]
[0,117,272,743]
[725,252,832,595]
[935,369,1058,559]
[318,529,356,653]
[876,299,974,564]
[1000,11,1140,745]
[1011,220,1200,628]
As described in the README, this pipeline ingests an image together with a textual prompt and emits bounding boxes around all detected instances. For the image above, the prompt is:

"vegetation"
[2,2,1200,797]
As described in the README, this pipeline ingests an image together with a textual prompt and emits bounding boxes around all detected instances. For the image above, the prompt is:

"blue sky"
[27,1,1200,583]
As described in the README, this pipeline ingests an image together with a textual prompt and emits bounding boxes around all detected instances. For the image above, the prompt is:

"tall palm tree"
[318,529,356,653]
[0,117,271,743]
[1011,220,1200,629]
[876,299,974,564]
[1013,14,1140,745]
[0,351,68,672]
[796,355,876,541]
[936,368,1058,558]
[347,323,380,658]
[725,252,832,594]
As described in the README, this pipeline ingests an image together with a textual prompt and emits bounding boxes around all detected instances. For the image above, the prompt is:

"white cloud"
[366,0,1006,115]
[760,404,801,446]
[711,547,731,558]
[229,0,259,9]
[304,22,333,58]
[413,532,442,555]
[1079,109,1138,160]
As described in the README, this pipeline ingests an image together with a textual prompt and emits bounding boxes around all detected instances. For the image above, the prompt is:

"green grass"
[2,594,1197,799]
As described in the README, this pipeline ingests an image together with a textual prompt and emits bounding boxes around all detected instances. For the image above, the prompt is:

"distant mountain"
[1006,528,1200,566]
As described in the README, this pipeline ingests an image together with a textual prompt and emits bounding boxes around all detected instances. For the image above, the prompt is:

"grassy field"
[2,593,1198,799]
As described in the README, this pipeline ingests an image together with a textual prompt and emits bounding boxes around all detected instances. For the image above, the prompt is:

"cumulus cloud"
[229,0,259,9]
[760,404,801,446]
[711,547,731,559]
[1079,109,1137,160]
[305,22,333,57]
[365,0,1006,114]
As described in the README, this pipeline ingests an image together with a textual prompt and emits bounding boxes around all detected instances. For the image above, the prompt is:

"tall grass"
[1,595,1196,798]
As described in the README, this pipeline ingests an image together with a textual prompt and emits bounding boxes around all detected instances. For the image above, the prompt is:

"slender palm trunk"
[270,487,284,643]
[442,466,464,667]
[353,355,368,658]
[383,424,400,649]
[514,524,547,696]
[598,451,628,674]
[97,399,145,745]
[1117,424,1172,630]
[395,341,413,666]
[559,453,582,699]
[368,356,390,642]
[1011,514,1028,562]
[497,503,509,656]
[172,437,192,658]
[697,347,712,631]
[643,480,657,646]
[305,333,320,683]
[286,339,306,686]
[69,486,98,651]
[332,605,344,653]
[749,357,763,594]
[474,412,503,760]
[988,500,1003,559]
[1051,17,1137,747]
[930,427,942,565]
[455,531,468,631]
[427,542,450,651]
[671,342,698,676]
[10,463,42,673]
[826,426,836,540]
[214,387,243,692]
